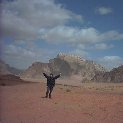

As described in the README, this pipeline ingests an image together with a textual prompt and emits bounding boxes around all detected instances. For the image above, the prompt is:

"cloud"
[40,26,123,45]
[1,43,57,69]
[96,7,113,15]
[4,44,39,58]
[97,56,123,70]
[94,43,114,50]
[40,26,98,43]
[69,48,88,58]
[1,0,123,44]
[2,44,39,68]
[1,0,83,40]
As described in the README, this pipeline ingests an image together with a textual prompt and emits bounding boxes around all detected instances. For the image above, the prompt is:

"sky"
[0,0,123,70]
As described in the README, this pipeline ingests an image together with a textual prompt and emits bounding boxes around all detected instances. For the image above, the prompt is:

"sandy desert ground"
[0,81,123,123]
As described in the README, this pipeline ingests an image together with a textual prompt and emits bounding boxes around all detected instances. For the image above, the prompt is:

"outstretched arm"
[54,73,61,79]
[43,73,48,78]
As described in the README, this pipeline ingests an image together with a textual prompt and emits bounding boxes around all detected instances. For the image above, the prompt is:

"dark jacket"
[43,73,60,87]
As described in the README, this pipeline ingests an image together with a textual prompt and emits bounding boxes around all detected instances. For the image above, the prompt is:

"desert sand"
[0,81,123,123]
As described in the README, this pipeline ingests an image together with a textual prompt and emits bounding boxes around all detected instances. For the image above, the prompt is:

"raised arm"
[43,73,48,78]
[54,73,61,79]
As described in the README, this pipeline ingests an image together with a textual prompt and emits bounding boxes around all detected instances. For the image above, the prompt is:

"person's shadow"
[41,96,47,98]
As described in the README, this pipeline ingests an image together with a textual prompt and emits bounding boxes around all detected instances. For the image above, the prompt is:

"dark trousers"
[46,86,54,98]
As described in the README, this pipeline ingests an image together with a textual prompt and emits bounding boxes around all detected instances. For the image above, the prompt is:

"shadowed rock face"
[0,60,23,75]
[92,65,123,83]
[0,60,10,75]
[0,74,22,81]
[21,62,51,79]
[0,74,24,86]
[20,54,106,82]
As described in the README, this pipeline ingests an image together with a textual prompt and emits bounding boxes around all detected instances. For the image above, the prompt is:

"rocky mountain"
[21,62,51,79]
[21,53,106,82]
[0,60,23,75]
[91,65,123,83]
[0,74,26,86]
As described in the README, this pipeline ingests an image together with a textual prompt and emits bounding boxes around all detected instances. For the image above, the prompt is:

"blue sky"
[1,0,123,69]
[58,0,123,31]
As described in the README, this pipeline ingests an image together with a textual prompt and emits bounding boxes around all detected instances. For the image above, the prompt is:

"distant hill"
[92,65,123,83]
[0,60,23,75]
[0,74,28,86]
[20,53,106,82]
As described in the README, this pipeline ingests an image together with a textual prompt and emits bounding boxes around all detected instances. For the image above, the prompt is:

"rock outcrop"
[92,65,123,83]
[21,53,106,82]
[21,62,51,79]
[0,74,24,86]
[0,60,23,75]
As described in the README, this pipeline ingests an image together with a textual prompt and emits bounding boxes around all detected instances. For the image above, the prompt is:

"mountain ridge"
[92,65,123,83]
[0,59,23,75]
[20,54,106,82]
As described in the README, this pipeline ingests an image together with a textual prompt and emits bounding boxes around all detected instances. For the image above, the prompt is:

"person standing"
[43,73,61,98]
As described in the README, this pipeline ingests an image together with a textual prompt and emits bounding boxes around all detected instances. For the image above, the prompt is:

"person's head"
[50,73,53,77]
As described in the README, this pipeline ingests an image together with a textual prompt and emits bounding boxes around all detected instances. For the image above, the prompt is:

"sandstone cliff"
[92,65,123,83]
[0,60,23,75]
[21,53,106,82]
